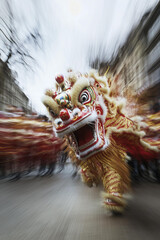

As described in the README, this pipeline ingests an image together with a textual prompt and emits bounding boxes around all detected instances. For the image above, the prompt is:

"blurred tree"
[0,0,42,70]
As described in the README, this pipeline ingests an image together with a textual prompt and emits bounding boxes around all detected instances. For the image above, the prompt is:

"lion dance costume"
[42,70,159,213]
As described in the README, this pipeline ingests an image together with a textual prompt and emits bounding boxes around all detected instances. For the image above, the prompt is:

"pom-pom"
[55,75,64,85]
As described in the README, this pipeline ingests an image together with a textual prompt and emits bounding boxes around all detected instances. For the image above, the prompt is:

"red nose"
[59,109,70,121]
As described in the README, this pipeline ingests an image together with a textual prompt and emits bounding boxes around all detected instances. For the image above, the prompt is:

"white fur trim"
[79,138,110,159]
[95,95,108,123]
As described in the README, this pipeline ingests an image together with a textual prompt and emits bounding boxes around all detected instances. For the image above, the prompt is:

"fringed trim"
[101,192,127,206]
[101,192,126,212]
[98,87,109,94]
[96,87,127,117]
[106,127,145,139]
[106,127,159,152]
[103,95,118,116]
[116,98,127,115]
[131,116,148,129]
[131,116,143,122]
[89,70,108,88]
[67,72,78,84]
[102,203,125,213]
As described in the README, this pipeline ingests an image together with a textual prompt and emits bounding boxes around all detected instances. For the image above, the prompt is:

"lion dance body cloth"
[42,70,159,213]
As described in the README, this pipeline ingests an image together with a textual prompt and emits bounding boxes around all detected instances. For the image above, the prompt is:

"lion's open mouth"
[70,119,108,159]
[72,122,96,150]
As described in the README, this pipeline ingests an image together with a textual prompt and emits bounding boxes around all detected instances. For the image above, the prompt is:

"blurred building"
[141,2,160,109]
[0,59,32,113]
[108,1,160,114]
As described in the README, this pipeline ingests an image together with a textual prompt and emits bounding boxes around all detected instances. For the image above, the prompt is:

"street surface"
[0,165,160,240]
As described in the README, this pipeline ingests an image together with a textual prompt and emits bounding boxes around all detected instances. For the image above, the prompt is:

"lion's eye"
[79,89,91,104]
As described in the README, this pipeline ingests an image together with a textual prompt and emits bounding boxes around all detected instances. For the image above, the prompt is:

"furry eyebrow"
[42,95,61,115]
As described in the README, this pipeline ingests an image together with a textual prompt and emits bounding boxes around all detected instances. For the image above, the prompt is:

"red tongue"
[75,125,93,147]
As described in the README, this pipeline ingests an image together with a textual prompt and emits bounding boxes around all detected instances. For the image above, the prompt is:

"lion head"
[42,70,113,159]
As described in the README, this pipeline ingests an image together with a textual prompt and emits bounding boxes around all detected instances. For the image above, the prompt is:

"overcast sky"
[0,0,158,114]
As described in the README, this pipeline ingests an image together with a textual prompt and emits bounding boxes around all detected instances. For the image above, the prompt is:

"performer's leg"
[102,166,127,213]
[80,160,99,187]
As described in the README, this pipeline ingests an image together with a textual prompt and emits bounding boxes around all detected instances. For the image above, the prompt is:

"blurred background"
[0,0,160,240]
